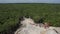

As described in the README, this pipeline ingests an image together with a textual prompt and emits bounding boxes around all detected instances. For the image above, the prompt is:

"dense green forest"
[0,3,60,34]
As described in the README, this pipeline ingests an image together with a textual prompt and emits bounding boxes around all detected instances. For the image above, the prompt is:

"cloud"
[0,0,60,3]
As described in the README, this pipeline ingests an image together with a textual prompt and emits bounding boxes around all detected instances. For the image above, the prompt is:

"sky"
[0,0,60,3]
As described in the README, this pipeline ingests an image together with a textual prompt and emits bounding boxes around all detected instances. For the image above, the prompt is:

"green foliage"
[0,3,60,32]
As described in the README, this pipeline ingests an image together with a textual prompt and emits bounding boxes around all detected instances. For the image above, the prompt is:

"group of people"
[14,16,59,34]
